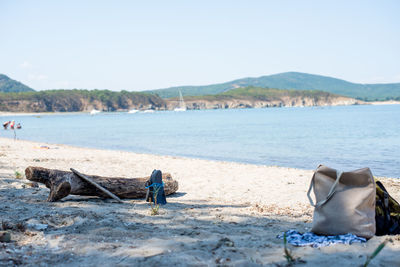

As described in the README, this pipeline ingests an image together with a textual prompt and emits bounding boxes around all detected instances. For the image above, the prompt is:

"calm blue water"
[1,105,399,177]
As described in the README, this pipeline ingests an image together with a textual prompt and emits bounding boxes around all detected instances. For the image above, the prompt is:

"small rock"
[213,237,235,250]
[0,231,11,242]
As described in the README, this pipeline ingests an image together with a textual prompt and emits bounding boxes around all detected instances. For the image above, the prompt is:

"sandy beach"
[1,137,400,266]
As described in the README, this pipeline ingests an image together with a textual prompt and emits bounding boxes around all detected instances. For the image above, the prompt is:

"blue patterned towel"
[277,230,367,248]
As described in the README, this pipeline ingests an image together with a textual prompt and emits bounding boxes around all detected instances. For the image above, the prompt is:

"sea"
[1,104,399,177]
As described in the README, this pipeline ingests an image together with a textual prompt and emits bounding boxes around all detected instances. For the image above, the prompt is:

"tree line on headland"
[0,89,165,112]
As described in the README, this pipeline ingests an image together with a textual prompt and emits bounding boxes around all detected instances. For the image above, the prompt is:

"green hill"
[0,74,35,93]
[148,72,400,101]
[221,86,335,99]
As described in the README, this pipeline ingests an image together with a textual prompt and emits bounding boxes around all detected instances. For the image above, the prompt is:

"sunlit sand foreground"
[1,137,399,266]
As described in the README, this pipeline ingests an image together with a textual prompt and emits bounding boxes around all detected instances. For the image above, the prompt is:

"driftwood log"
[25,166,179,202]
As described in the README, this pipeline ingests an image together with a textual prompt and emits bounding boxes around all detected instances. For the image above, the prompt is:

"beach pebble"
[0,231,11,242]
[26,182,39,188]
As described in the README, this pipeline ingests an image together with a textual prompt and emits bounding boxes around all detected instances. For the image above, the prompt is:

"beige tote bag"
[307,165,376,238]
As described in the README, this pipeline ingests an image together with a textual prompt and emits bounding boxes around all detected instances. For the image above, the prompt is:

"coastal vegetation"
[174,86,345,103]
[0,89,165,112]
[192,86,336,100]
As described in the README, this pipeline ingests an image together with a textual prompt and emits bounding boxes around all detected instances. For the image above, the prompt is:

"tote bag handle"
[307,170,343,208]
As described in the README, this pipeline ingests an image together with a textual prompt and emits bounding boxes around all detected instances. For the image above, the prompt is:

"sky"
[0,0,399,91]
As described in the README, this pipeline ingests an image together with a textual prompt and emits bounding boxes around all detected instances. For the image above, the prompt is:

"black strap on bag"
[375,181,400,235]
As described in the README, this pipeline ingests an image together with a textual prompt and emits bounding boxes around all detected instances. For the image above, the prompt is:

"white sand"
[368,100,400,105]
[1,137,399,266]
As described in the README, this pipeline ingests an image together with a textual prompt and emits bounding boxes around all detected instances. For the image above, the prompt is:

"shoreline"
[0,111,90,117]
[1,101,399,116]
[0,136,312,177]
[1,136,398,180]
[1,138,400,265]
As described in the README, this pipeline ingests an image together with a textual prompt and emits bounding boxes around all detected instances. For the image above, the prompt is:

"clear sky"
[0,0,399,91]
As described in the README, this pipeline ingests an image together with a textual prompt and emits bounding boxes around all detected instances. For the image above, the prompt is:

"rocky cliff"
[166,96,361,110]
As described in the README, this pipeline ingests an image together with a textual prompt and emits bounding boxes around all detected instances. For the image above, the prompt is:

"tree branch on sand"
[25,166,179,202]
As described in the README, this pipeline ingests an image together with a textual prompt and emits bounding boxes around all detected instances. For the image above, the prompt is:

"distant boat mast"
[174,90,187,112]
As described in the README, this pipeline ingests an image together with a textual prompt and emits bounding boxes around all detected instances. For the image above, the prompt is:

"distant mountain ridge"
[2,72,400,101]
[0,74,35,93]
[147,72,400,101]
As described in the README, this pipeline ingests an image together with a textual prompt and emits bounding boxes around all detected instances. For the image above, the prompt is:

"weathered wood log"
[25,166,179,202]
